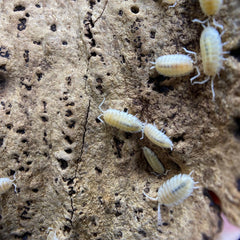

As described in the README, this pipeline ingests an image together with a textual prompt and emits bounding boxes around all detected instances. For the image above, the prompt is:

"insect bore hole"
[130,5,139,14]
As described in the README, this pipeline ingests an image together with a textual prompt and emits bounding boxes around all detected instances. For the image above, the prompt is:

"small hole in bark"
[150,30,156,39]
[131,5,139,14]
[36,72,43,81]
[17,129,25,134]
[17,18,27,31]
[95,166,102,174]
[50,24,57,32]
[138,230,146,237]
[64,148,72,154]
[64,135,73,144]
[57,159,68,170]
[14,5,26,11]
[118,10,123,16]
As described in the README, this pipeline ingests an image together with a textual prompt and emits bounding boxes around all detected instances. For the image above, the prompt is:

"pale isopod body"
[47,228,59,240]
[0,175,17,195]
[150,49,200,82]
[143,172,198,225]
[142,147,165,174]
[154,55,193,77]
[191,22,226,100]
[199,0,223,16]
[142,123,173,150]
[98,98,143,133]
[200,26,222,77]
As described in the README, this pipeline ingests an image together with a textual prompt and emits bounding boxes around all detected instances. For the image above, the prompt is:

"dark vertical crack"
[69,197,75,226]
[75,99,91,176]
[69,100,91,224]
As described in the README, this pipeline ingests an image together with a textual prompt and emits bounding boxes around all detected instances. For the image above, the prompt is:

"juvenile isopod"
[199,0,223,16]
[47,228,59,240]
[142,147,166,175]
[0,174,17,195]
[142,123,173,150]
[150,48,200,83]
[192,20,228,100]
[143,172,198,225]
[98,98,143,133]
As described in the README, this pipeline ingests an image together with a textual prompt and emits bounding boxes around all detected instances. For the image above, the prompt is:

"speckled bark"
[0,0,239,239]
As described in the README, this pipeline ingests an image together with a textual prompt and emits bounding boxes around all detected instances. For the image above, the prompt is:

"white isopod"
[192,20,228,101]
[0,174,17,195]
[47,228,59,240]
[150,48,200,82]
[142,123,173,150]
[199,0,223,17]
[98,98,143,133]
[142,147,166,175]
[143,172,198,225]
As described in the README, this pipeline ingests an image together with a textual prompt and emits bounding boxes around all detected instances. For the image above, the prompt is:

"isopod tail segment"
[182,47,200,83]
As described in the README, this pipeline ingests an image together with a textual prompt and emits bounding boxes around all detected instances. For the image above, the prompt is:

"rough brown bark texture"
[0,0,239,239]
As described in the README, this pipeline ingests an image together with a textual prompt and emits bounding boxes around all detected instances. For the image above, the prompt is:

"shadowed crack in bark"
[73,99,91,177]
[69,100,91,224]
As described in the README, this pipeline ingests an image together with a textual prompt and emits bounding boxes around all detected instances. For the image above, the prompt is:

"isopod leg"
[97,114,104,124]
[168,0,178,8]
[189,170,194,176]
[142,191,158,201]
[192,18,208,28]
[160,128,166,134]
[140,129,144,140]
[98,98,106,112]
[13,183,17,193]
[163,169,170,176]
[190,66,200,83]
[157,203,162,226]
[140,121,147,140]
[12,173,17,193]
[211,77,215,101]
[192,76,210,85]
[213,18,224,30]
[182,47,197,63]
